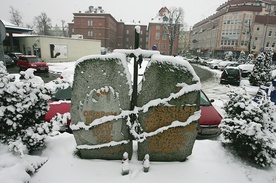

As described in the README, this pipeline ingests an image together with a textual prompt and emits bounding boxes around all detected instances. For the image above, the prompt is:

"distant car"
[4,54,14,67]
[7,52,23,65]
[237,64,254,77]
[198,90,222,138]
[17,55,49,72]
[220,67,241,86]
[44,86,71,132]
[225,62,240,68]
[3,54,15,67]
[218,61,238,71]
[208,59,223,69]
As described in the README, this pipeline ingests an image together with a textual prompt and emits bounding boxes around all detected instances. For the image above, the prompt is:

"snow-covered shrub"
[0,62,53,155]
[246,53,254,64]
[238,50,246,63]
[249,48,273,86]
[220,88,276,167]
[50,112,71,132]
[225,51,233,61]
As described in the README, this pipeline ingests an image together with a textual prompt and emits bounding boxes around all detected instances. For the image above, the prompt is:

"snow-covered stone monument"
[70,54,133,159]
[70,48,201,162]
[137,55,201,161]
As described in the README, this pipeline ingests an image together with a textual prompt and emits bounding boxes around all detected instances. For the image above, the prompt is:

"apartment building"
[68,6,147,52]
[190,0,276,59]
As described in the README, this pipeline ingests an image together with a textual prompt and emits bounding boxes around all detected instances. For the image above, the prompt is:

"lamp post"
[130,26,140,110]
[262,9,271,52]
[209,19,218,58]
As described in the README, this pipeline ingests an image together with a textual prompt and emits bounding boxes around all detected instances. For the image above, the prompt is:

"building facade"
[190,0,276,59]
[13,35,101,62]
[68,6,147,52]
[147,7,180,55]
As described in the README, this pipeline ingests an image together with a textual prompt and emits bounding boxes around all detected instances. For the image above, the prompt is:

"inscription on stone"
[92,121,113,143]
[71,55,133,160]
[144,106,195,132]
[137,55,201,161]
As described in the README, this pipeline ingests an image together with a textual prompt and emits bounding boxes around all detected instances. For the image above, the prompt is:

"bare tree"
[61,20,68,37]
[9,6,22,26]
[34,12,52,35]
[162,7,185,55]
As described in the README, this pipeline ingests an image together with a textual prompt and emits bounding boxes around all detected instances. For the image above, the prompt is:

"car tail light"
[60,76,64,79]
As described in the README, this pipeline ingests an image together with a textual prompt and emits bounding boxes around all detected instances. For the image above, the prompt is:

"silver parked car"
[4,54,15,67]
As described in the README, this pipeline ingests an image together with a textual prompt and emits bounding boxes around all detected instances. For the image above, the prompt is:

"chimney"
[89,6,94,12]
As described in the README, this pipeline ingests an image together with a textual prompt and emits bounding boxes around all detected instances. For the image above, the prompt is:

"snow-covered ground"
[1,60,275,183]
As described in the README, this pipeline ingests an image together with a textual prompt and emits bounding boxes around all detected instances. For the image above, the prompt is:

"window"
[88,20,93,26]
[162,34,166,40]
[72,28,74,33]
[268,30,272,37]
[88,31,93,37]
[266,42,270,47]
[257,27,260,31]
[162,43,166,49]
[255,37,258,41]
[155,33,160,40]
[156,25,160,30]
[141,30,143,35]
[155,43,159,48]
[126,30,129,34]
[272,42,275,47]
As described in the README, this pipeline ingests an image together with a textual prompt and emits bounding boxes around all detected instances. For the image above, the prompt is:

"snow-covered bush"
[238,50,246,63]
[50,112,71,132]
[246,53,254,64]
[249,48,273,86]
[224,51,233,61]
[0,62,53,155]
[220,87,276,167]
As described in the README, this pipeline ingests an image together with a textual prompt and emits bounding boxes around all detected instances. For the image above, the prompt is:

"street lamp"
[208,20,218,58]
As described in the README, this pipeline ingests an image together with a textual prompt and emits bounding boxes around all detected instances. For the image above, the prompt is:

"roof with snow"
[1,20,33,34]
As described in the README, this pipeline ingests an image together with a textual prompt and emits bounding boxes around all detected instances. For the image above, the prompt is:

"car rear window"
[27,57,43,62]
[225,68,239,75]
[51,86,72,101]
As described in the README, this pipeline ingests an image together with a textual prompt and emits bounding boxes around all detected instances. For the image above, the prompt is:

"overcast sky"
[0,0,227,28]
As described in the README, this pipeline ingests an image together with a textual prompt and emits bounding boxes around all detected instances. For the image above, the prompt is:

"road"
[192,64,213,82]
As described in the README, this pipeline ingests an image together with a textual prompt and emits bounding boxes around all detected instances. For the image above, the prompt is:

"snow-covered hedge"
[220,87,276,167]
[0,62,53,155]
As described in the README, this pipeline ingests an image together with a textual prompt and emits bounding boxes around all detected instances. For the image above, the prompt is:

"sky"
[0,0,227,28]
[1,60,276,183]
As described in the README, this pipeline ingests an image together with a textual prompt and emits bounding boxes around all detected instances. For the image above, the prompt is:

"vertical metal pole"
[131,28,140,110]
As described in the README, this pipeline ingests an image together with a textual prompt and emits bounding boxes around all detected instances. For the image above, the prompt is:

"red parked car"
[198,90,222,138]
[17,55,49,72]
[45,86,222,137]
[45,86,71,132]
